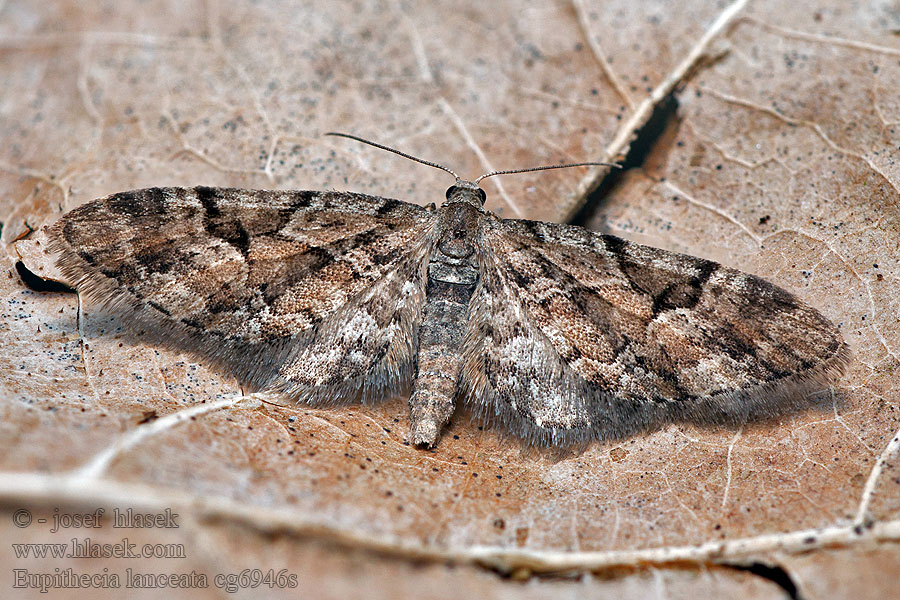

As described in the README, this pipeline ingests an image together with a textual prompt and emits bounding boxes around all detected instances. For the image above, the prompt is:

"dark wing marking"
[47,186,438,396]
[461,217,850,446]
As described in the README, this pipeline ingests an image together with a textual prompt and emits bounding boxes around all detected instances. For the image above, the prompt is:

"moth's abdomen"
[409,257,479,447]
[408,201,482,447]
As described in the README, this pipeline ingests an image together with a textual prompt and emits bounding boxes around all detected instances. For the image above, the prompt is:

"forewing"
[462,218,850,445]
[46,186,437,394]
[271,227,435,404]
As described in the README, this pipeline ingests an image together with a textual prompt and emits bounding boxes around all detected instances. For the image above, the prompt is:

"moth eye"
[445,186,458,199]
[477,188,486,203]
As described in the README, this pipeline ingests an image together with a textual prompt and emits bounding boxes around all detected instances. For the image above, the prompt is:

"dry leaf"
[2,1,898,598]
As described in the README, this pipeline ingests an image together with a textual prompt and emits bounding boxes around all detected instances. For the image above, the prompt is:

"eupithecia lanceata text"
[39,135,850,448]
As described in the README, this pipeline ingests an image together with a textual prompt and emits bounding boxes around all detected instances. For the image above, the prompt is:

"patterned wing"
[461,217,850,446]
[46,186,438,398]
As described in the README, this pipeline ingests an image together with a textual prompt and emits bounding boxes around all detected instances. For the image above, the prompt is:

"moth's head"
[444,180,487,208]
[324,133,620,212]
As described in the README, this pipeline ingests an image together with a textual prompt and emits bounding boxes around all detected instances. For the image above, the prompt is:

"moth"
[39,134,850,448]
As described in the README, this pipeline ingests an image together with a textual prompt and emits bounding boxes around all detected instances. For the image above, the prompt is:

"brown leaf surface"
[2,1,898,598]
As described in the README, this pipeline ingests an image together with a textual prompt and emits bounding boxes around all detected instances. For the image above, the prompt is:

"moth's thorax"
[437,193,483,259]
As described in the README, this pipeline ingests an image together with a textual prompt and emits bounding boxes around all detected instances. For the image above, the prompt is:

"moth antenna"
[326,132,460,181]
[473,161,621,185]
